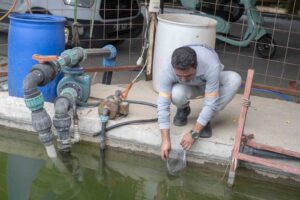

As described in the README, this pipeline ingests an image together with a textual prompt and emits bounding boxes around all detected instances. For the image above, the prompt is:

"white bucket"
[152,14,217,92]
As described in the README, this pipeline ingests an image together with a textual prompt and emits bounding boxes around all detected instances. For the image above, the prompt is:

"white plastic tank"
[152,14,217,92]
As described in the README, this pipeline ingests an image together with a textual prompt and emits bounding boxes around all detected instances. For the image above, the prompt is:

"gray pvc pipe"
[53,96,73,152]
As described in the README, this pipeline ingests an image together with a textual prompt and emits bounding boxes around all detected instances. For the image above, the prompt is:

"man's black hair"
[171,46,197,70]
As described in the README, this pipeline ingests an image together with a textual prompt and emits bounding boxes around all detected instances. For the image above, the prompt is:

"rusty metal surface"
[246,82,300,97]
[237,153,300,175]
[228,69,300,186]
[84,66,143,73]
[0,65,143,77]
[229,69,255,175]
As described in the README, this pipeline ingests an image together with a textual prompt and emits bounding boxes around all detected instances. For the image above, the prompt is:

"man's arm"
[197,65,221,127]
[160,129,171,160]
[157,65,174,160]
[157,89,172,160]
[180,65,221,150]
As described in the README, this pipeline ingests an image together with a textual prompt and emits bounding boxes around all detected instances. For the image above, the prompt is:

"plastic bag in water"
[166,149,187,176]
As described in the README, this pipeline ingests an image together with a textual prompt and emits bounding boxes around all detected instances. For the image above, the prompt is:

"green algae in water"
[0,127,299,200]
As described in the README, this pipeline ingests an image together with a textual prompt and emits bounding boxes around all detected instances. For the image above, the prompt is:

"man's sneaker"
[173,106,191,126]
[199,122,212,138]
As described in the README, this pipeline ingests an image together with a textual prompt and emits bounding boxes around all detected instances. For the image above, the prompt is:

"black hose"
[100,121,107,150]
[93,100,158,137]
[76,99,102,107]
[123,100,157,108]
[93,118,158,137]
[242,146,300,160]
[106,118,158,131]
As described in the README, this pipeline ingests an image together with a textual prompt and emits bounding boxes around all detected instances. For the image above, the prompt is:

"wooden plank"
[246,82,300,97]
[228,69,255,186]
[228,69,300,186]
[231,70,255,161]
[237,153,300,175]
[146,13,157,81]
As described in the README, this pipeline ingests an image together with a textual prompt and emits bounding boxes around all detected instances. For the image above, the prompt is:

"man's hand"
[160,129,171,160]
[161,139,171,160]
[180,132,195,150]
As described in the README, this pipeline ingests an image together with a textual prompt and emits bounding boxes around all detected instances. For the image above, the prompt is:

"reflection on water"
[0,127,299,200]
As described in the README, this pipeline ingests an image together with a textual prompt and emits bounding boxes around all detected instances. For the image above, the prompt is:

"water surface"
[0,127,299,200]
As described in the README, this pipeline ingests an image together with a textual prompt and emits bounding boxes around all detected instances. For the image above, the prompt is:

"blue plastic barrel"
[8,13,66,102]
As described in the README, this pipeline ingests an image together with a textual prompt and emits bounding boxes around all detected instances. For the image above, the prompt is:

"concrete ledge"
[0,81,299,180]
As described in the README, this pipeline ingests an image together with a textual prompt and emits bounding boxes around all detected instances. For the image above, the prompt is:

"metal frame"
[228,69,300,187]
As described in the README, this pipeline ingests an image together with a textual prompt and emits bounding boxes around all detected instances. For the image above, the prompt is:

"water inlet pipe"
[23,63,60,158]
[101,45,117,85]
[99,108,109,154]
[53,90,77,152]
[23,46,116,157]
[23,48,87,157]
[53,45,117,152]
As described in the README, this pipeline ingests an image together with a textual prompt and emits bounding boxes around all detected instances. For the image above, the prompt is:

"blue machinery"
[23,45,117,157]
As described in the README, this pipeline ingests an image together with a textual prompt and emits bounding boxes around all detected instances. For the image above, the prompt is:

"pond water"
[0,127,299,200]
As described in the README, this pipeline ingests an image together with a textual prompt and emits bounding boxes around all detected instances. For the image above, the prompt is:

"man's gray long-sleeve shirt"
[157,45,224,129]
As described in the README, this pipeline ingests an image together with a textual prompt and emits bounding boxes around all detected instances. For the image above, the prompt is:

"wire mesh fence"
[165,0,300,93]
[0,0,299,93]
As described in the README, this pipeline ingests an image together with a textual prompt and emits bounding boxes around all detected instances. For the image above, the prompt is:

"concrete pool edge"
[0,81,300,182]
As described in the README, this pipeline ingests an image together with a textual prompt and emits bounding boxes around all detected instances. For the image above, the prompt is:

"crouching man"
[157,45,241,160]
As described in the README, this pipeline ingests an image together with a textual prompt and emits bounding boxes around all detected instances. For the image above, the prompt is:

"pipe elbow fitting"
[30,63,57,86]
[31,109,53,146]
[103,45,117,67]
[104,45,117,59]
[54,96,71,115]
[53,96,73,151]
[23,70,44,99]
